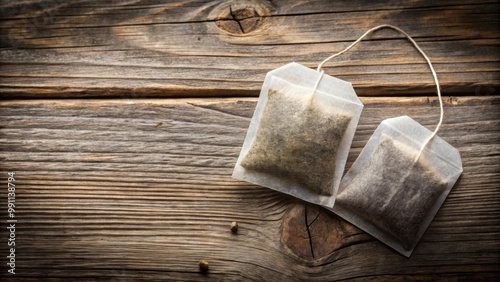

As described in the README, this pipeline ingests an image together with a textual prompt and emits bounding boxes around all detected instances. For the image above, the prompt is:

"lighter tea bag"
[332,116,463,256]
[241,89,351,196]
[233,63,363,207]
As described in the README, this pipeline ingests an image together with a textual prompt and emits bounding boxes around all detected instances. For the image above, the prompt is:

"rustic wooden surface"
[1,0,500,281]
[0,0,499,98]
[0,97,499,281]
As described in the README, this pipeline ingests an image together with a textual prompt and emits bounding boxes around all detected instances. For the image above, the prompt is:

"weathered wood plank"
[1,0,499,98]
[0,96,499,280]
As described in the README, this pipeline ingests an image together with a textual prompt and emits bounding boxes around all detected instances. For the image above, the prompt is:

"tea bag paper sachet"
[332,117,462,257]
[326,25,463,257]
[233,62,363,207]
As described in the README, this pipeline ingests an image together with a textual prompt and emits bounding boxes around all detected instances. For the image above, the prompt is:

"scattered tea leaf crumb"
[230,221,238,233]
[199,260,209,273]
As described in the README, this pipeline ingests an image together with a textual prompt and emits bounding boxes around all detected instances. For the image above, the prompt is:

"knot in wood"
[215,5,264,34]
[281,203,365,262]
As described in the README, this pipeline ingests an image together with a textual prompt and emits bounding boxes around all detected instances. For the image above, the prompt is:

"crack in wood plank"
[185,101,251,121]
[304,205,315,259]
[229,6,245,34]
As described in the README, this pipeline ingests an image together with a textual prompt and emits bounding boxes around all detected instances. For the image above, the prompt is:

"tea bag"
[327,25,463,257]
[233,62,363,207]
[332,117,462,256]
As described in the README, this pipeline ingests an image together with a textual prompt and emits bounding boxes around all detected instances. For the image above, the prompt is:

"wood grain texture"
[0,96,499,280]
[1,0,499,98]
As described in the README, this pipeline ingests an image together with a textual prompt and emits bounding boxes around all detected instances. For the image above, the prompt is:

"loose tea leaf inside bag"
[337,134,448,250]
[241,88,351,196]
[326,25,463,257]
[233,63,363,207]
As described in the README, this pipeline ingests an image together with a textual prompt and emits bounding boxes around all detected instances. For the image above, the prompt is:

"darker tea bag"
[336,135,447,249]
[241,88,351,196]
[332,116,463,256]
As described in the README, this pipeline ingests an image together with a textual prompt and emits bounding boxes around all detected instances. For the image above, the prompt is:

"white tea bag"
[233,62,363,207]
[332,116,463,256]
[325,24,463,257]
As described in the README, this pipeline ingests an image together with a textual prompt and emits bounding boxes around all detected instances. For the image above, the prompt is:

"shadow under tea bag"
[233,62,363,207]
[327,24,463,257]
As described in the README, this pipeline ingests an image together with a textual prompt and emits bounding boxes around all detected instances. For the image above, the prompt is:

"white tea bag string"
[310,70,325,97]
[317,24,443,160]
